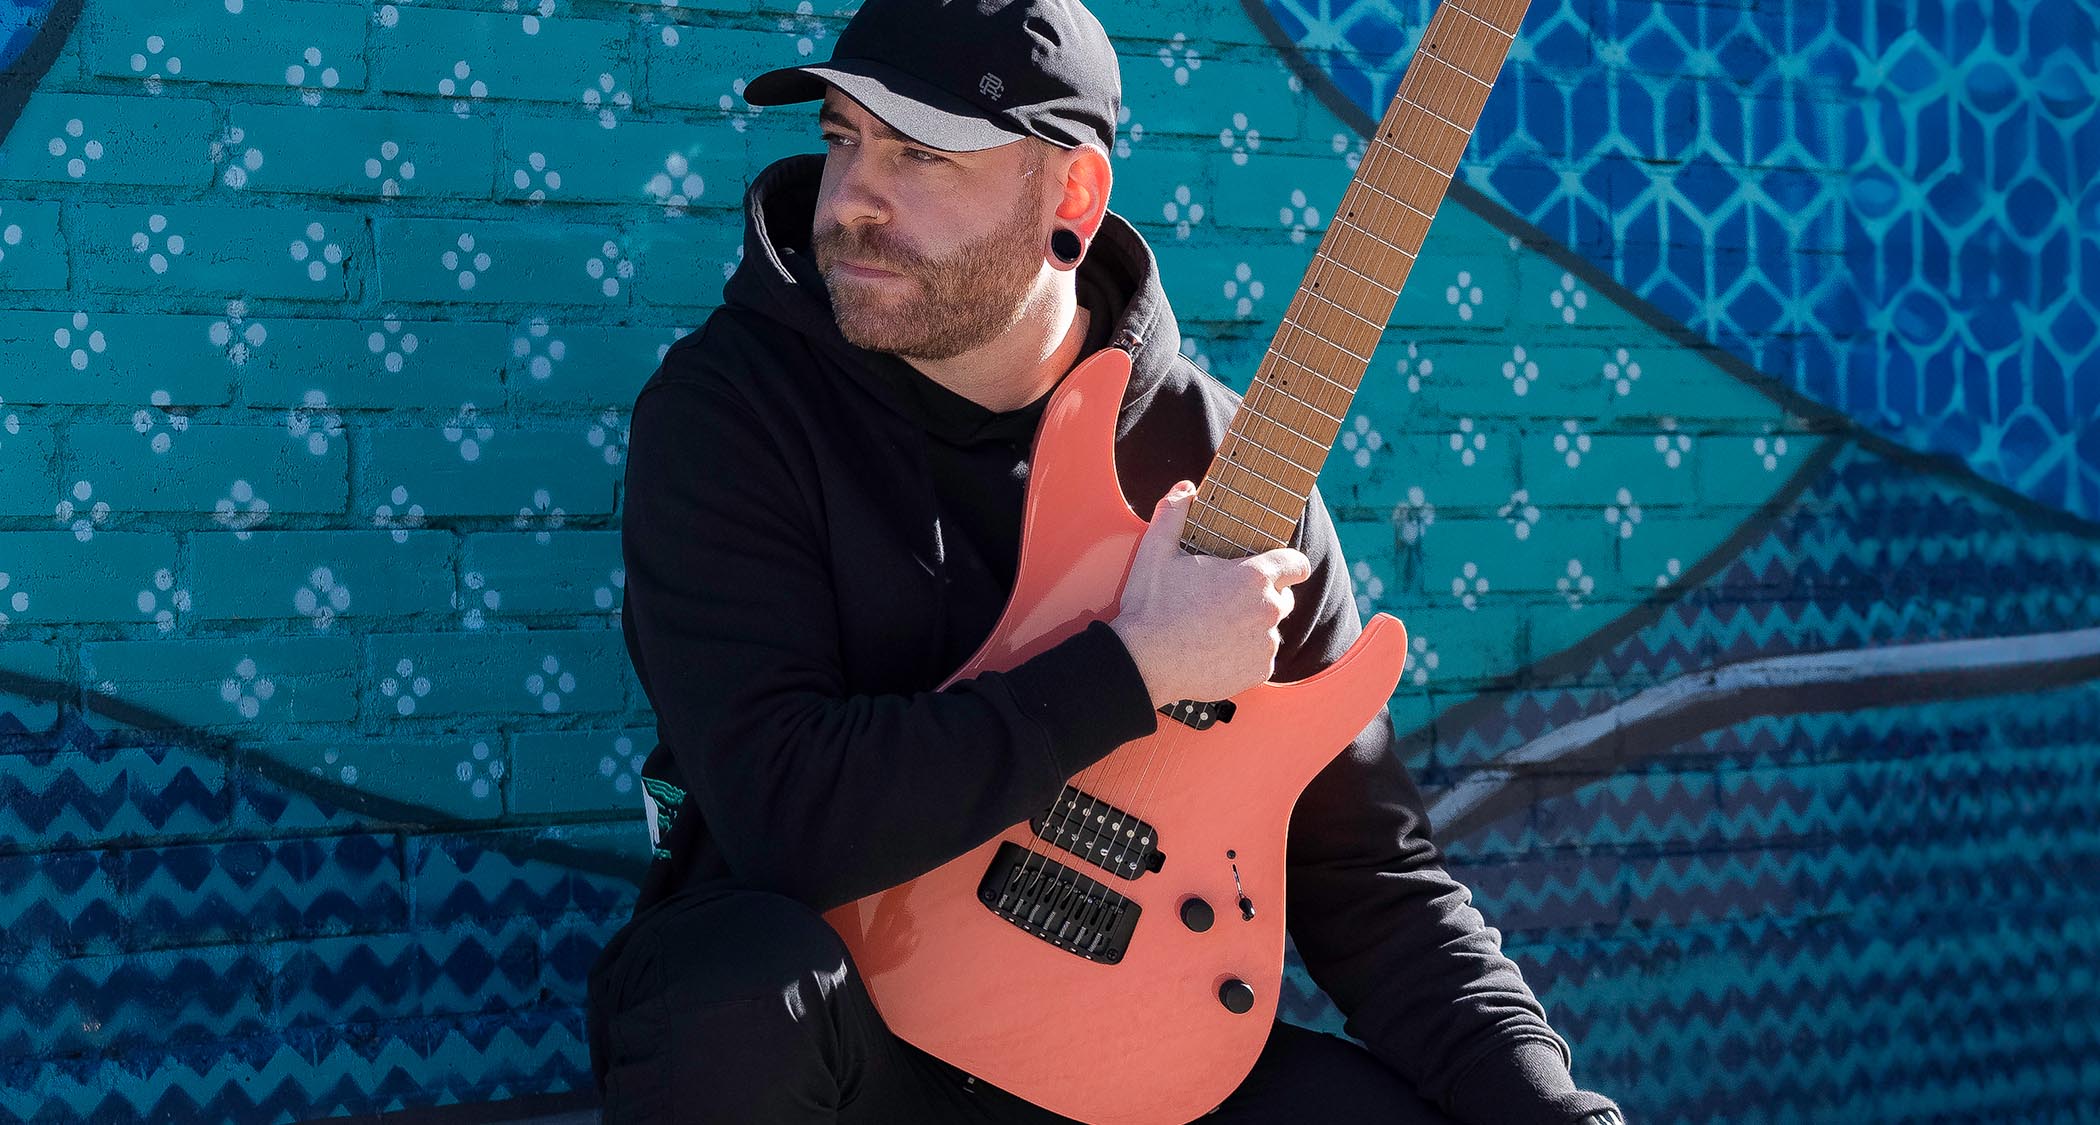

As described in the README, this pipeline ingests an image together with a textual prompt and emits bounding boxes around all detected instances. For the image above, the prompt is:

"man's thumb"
[1144,481,1196,554]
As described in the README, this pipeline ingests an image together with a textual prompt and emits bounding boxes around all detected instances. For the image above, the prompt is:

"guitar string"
[1081,25,1490,958]
[985,0,1504,1002]
[1100,0,1511,944]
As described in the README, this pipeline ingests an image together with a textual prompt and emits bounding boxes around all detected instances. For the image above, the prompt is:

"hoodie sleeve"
[620,370,1160,915]
[1277,488,1623,1125]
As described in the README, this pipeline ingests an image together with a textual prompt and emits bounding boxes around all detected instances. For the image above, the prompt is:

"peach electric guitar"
[821,3,1530,1121]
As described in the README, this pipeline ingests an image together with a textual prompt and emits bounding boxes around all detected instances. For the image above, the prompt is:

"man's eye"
[820,133,853,147]
[904,149,946,165]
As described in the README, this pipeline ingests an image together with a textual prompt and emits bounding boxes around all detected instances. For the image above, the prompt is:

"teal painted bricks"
[66,422,348,516]
[0,93,216,186]
[371,6,633,114]
[79,203,366,299]
[223,105,496,199]
[0,2,2008,1123]
[360,631,624,719]
[0,199,63,290]
[361,426,618,519]
[186,530,454,625]
[83,0,370,95]
[79,636,361,729]
[375,217,627,304]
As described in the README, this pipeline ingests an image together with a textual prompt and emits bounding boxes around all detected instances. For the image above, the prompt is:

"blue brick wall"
[1,0,2096,1121]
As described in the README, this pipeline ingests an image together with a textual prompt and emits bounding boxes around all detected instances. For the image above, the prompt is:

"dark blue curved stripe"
[1,0,56,76]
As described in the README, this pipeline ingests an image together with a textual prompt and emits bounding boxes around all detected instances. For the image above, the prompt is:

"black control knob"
[1180,897,1215,933]
[1218,979,1255,1014]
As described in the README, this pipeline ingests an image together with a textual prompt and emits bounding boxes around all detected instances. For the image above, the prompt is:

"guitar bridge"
[977,841,1141,963]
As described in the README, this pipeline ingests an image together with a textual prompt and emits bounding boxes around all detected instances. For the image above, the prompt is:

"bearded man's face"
[811,94,1052,361]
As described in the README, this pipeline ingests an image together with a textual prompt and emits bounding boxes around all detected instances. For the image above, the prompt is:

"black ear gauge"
[1050,228,1084,265]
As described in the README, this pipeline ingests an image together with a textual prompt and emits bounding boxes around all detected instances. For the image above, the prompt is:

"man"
[586,0,1626,1122]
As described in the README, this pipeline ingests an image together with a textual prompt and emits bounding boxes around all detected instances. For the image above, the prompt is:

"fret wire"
[1371,125,1463,184]
[1482,0,1529,34]
[1279,314,1372,363]
[1263,353,1353,418]
[1320,242,1415,303]
[1360,151,1450,223]
[1392,89,1467,137]
[1284,293,1382,359]
[1309,260,1407,327]
[1388,118,1464,190]
[1235,404,1327,470]
[1257,380,1349,435]
[1295,285,1386,334]
[1327,201,1427,285]
[1243,386,1344,449]
[1215,462,1305,520]
[1202,0,1532,567]
[1183,518,1257,560]
[1318,206,1419,270]
[1419,42,1495,93]
[1351,173,1436,225]
[1251,352,1352,417]
[1241,380,1333,448]
[1407,17,1493,111]
[1226,427,1320,480]
[1354,110,1456,212]
[1196,489,1283,545]
[1398,75,1469,133]
[1285,251,1402,354]
[1212,454,1294,506]
[1424,5,1504,79]
[1185,505,1259,554]
[1448,1,1516,41]
[1312,250,1400,301]
[1204,470,1298,527]
[1268,327,1369,388]
[1332,214,1416,262]
[1268,333,1363,393]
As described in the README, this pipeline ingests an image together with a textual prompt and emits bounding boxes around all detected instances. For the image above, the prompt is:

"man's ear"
[1052,142,1114,242]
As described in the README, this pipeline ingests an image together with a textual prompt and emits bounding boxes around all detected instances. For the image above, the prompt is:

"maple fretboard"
[1183,0,1529,559]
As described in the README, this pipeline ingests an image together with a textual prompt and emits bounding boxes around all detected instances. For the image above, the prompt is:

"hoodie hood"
[720,153,1188,445]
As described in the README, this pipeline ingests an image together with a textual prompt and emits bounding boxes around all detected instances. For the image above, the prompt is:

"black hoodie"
[615,153,1620,1125]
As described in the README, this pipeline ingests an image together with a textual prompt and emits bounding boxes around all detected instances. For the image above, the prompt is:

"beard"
[812,189,1048,362]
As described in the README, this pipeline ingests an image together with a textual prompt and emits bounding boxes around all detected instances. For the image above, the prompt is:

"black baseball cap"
[742,0,1121,154]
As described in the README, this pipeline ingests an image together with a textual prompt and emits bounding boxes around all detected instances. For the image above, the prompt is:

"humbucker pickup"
[977,841,1141,964]
[1031,784,1164,880]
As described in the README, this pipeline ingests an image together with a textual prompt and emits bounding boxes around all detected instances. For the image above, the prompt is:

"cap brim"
[743,60,1029,153]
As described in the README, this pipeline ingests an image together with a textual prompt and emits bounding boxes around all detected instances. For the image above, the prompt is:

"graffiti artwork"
[1,0,2095,1121]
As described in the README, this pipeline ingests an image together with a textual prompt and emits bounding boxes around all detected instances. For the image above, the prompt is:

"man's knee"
[628,888,851,1008]
[589,889,860,1111]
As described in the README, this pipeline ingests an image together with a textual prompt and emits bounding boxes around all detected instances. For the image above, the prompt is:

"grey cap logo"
[979,72,1005,100]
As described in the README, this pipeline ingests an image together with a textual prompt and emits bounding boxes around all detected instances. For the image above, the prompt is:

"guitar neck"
[1181,0,1529,560]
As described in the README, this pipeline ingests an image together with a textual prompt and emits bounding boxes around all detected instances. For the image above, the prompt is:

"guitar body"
[822,347,1408,1125]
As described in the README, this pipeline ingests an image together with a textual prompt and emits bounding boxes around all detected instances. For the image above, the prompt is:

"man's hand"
[1109,480,1313,709]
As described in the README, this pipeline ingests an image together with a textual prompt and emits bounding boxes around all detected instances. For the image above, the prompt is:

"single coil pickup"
[1030,784,1165,881]
[1159,697,1234,730]
[976,841,1142,964]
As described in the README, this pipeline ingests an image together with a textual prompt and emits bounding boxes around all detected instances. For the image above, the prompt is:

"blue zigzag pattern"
[1508,900,2100,1122]
[2,1007,589,1123]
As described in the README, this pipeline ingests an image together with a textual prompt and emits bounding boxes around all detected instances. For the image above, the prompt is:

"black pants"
[586,887,1462,1124]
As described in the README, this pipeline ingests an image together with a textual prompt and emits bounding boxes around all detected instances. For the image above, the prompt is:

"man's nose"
[824,156,892,230]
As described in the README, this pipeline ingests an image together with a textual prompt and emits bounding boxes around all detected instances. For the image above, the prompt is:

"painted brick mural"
[1,0,2096,1121]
